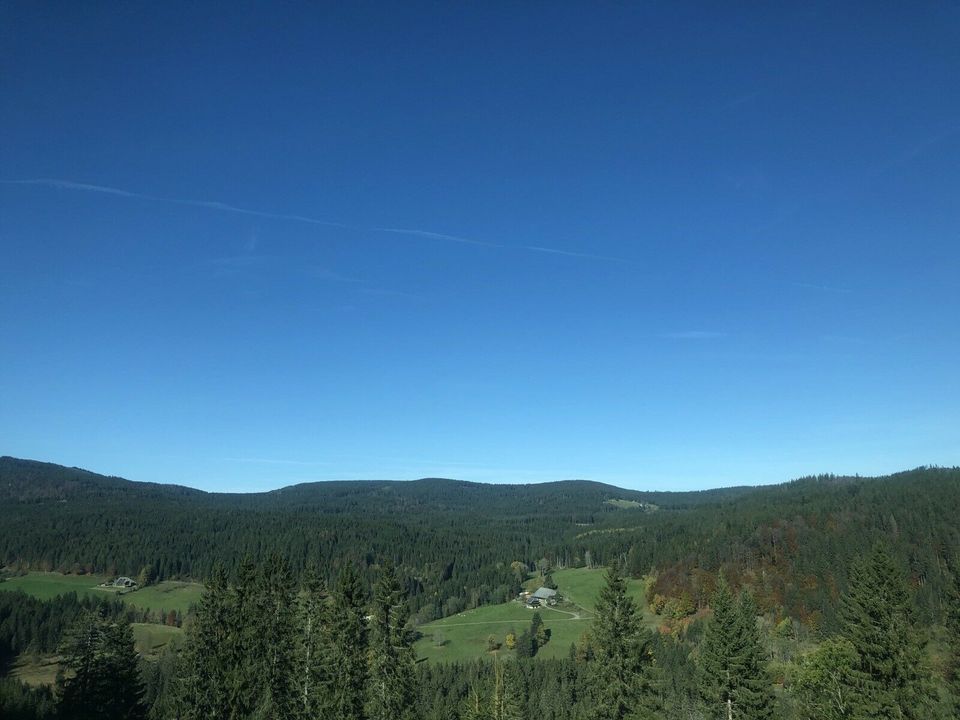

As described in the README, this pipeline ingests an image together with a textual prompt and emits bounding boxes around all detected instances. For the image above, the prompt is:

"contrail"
[520,244,638,265]
[790,281,853,294]
[1,177,635,265]
[662,331,727,340]
[378,229,637,265]
[0,178,351,229]
[374,227,502,249]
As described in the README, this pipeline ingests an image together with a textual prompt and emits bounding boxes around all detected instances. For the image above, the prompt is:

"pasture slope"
[11,623,183,687]
[0,572,204,614]
[414,567,651,663]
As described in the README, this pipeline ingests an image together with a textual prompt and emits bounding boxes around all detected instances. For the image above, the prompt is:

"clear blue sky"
[1,3,958,492]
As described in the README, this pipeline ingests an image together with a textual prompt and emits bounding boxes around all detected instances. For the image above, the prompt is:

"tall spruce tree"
[226,556,261,718]
[839,544,937,720]
[294,570,333,719]
[515,629,536,659]
[57,610,103,719]
[176,564,232,718]
[947,557,960,718]
[731,592,774,720]
[587,562,657,720]
[697,576,773,720]
[490,659,523,720]
[330,563,369,720]
[178,558,299,720]
[57,611,146,720]
[251,554,297,717]
[462,684,487,720]
[367,562,416,720]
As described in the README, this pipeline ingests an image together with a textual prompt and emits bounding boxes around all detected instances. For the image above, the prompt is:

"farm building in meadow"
[528,586,558,606]
[111,577,137,588]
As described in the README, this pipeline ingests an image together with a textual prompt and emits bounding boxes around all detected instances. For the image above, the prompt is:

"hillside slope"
[1,456,958,630]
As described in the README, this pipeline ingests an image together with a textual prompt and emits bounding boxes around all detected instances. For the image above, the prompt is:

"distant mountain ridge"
[0,455,755,510]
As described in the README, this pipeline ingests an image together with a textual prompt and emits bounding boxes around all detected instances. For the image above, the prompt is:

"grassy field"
[0,572,205,614]
[414,597,589,662]
[527,566,647,613]
[604,498,643,509]
[132,622,183,657]
[10,624,183,687]
[0,572,111,600]
[125,581,205,615]
[414,567,651,663]
[10,654,61,686]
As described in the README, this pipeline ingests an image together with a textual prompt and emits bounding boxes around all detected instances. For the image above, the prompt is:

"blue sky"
[1,3,958,491]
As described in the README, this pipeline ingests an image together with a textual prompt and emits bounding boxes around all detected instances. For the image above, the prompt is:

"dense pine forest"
[2,458,958,630]
[2,457,960,718]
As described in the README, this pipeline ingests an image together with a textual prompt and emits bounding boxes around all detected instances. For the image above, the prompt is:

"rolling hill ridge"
[2,456,958,632]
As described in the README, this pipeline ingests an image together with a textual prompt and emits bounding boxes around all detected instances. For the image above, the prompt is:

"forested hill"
[0,457,204,503]
[0,456,742,512]
[2,456,958,630]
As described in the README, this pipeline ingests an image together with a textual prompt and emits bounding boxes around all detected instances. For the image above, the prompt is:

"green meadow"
[0,572,204,614]
[414,567,651,663]
[131,622,183,657]
[0,572,111,600]
[414,596,589,663]
[11,623,183,687]
[125,581,205,615]
[524,566,648,613]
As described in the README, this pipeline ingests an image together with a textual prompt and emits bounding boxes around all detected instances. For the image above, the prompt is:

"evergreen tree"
[947,557,960,719]
[367,562,416,720]
[57,611,146,720]
[697,576,773,720]
[839,544,937,719]
[141,647,177,720]
[251,554,297,717]
[490,659,523,720]
[57,610,103,719]
[515,629,536,659]
[330,563,369,720]
[0,677,56,720]
[175,564,232,718]
[294,570,333,718]
[731,592,774,720]
[462,684,488,720]
[587,562,657,720]
[530,611,548,648]
[225,556,260,718]
[177,559,298,720]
